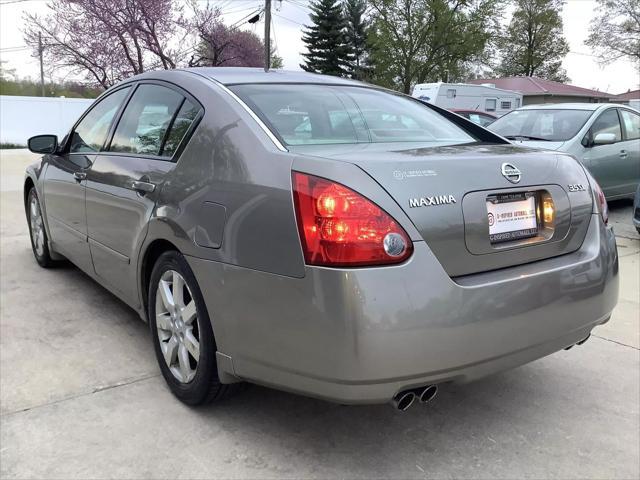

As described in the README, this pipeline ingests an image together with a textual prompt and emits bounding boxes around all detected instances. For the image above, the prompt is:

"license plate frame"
[486,192,538,244]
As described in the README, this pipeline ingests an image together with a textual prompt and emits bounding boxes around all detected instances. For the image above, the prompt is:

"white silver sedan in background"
[489,103,640,200]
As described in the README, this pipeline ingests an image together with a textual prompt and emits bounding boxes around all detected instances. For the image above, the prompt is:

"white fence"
[0,95,94,145]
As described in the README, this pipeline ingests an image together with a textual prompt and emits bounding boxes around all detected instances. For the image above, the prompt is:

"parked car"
[451,109,497,127]
[633,184,640,234]
[24,69,618,411]
[489,103,640,200]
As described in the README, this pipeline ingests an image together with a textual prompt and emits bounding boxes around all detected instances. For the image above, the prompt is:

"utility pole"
[264,0,271,72]
[38,32,45,97]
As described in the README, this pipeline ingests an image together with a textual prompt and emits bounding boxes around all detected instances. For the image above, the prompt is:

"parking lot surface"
[1,149,638,479]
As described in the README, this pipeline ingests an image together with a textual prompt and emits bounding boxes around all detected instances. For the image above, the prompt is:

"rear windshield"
[489,109,593,141]
[229,84,475,146]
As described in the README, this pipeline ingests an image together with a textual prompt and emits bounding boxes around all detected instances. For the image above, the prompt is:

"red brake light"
[292,172,413,267]
[594,181,609,225]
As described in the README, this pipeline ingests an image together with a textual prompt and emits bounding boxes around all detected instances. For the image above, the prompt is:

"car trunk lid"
[292,143,594,277]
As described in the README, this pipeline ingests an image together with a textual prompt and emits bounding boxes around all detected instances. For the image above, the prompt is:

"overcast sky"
[1,0,638,93]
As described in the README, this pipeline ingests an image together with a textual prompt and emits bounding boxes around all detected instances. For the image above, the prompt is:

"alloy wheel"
[29,193,45,257]
[155,270,200,383]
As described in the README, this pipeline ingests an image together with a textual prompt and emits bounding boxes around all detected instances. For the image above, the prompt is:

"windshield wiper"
[504,135,550,141]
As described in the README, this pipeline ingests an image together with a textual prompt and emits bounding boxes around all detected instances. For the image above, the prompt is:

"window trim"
[65,84,134,155]
[587,107,624,147]
[619,108,640,141]
[101,79,204,163]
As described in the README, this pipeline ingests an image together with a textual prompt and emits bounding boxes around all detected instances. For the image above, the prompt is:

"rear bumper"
[187,214,618,404]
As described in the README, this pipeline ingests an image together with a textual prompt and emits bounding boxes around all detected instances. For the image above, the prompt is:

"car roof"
[517,103,627,111]
[180,67,366,87]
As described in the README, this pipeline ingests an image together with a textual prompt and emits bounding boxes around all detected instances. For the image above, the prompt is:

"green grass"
[0,143,27,149]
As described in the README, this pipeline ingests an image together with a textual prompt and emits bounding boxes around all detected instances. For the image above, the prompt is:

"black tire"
[26,187,56,268]
[148,250,241,405]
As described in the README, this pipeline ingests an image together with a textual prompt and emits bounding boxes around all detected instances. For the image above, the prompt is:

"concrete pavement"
[1,149,638,479]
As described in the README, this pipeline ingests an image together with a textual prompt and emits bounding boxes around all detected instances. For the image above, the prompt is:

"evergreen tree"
[300,0,351,76]
[343,0,370,80]
[497,0,570,82]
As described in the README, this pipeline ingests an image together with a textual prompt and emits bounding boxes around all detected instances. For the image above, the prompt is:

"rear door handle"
[132,180,156,194]
[73,171,87,182]
[619,150,628,159]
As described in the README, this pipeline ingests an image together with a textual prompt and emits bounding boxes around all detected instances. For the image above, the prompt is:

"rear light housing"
[591,178,609,225]
[292,172,413,267]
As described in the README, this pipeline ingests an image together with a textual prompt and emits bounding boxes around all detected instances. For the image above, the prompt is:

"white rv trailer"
[412,82,523,117]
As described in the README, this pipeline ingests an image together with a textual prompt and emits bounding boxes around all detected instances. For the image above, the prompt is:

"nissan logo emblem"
[501,163,521,184]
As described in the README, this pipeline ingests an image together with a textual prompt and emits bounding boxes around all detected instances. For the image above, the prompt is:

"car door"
[85,82,202,305]
[582,108,624,198]
[618,108,640,196]
[42,86,131,272]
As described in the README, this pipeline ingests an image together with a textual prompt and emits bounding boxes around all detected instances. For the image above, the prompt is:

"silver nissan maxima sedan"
[24,68,619,410]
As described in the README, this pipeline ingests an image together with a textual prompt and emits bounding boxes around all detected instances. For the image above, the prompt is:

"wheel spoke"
[182,301,197,325]
[162,335,178,367]
[178,343,192,381]
[184,328,200,360]
[156,312,172,332]
[158,279,175,314]
[172,271,184,308]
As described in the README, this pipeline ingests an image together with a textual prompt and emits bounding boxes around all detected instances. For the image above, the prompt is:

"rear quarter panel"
[141,71,306,285]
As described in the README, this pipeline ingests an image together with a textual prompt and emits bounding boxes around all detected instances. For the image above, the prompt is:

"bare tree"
[586,0,640,72]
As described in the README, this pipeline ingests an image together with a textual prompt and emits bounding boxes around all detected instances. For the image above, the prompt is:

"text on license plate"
[486,194,537,243]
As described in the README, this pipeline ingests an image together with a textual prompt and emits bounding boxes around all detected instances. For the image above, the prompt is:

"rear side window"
[231,84,474,146]
[620,109,640,140]
[591,109,622,142]
[161,100,201,158]
[110,84,183,155]
[70,87,130,153]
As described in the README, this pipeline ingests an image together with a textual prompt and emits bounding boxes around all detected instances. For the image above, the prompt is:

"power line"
[229,8,263,28]
[568,50,598,58]
[273,12,305,26]
[0,46,30,52]
[221,4,263,16]
[0,0,32,5]
[285,0,310,10]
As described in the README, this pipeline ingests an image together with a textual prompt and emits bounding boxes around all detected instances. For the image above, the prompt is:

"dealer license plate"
[487,193,538,243]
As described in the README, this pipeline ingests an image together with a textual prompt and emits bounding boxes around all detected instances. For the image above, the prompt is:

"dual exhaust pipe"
[392,334,592,410]
[391,384,438,411]
[564,334,591,351]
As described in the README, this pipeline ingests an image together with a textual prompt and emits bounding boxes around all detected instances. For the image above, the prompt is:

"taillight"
[292,172,413,267]
[592,179,609,225]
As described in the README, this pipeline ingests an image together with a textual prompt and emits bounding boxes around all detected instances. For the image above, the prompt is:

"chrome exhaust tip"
[577,334,591,345]
[418,385,438,404]
[392,391,416,411]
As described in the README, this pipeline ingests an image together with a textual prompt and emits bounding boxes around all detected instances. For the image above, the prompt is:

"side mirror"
[28,135,58,154]
[592,132,616,146]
